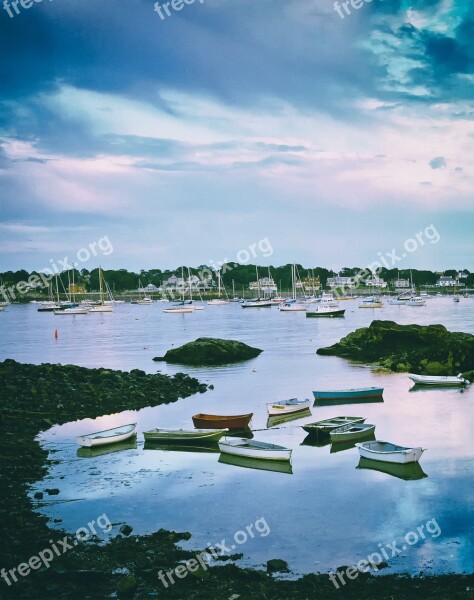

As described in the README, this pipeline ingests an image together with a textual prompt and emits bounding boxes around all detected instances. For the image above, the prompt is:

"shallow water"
[1,298,473,576]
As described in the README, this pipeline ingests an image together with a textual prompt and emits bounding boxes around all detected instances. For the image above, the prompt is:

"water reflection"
[267,409,312,428]
[143,441,220,454]
[218,453,293,475]
[330,433,376,454]
[313,396,384,407]
[356,457,428,480]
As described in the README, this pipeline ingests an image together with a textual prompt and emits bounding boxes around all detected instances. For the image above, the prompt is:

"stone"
[153,338,262,366]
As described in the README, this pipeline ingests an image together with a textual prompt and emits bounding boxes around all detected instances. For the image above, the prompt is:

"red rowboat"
[192,413,253,430]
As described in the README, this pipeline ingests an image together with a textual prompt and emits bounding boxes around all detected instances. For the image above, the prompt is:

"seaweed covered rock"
[154,337,262,366]
[316,320,474,375]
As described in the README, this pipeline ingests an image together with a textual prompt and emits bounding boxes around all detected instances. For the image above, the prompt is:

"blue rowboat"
[313,387,383,401]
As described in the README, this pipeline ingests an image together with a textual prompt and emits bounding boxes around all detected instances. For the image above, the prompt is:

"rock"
[153,337,263,366]
[33,492,43,500]
[45,488,60,496]
[117,575,137,598]
[316,320,474,375]
[266,559,289,573]
[120,524,133,536]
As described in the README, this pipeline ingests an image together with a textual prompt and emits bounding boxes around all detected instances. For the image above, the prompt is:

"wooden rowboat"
[143,428,227,443]
[192,413,253,429]
[302,416,366,435]
[267,398,311,416]
[355,440,425,464]
[313,387,383,401]
[76,423,137,448]
[329,423,375,443]
[218,438,292,462]
[408,373,469,387]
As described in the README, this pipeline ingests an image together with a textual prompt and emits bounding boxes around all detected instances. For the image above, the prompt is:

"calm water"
[1,298,473,577]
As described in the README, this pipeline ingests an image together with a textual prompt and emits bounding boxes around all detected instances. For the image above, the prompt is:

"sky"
[0,0,473,273]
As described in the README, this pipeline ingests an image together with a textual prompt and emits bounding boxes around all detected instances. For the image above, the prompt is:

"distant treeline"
[1,265,473,294]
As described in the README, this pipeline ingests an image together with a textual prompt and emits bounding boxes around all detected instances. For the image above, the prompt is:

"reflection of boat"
[329,433,376,453]
[313,387,383,401]
[218,453,293,474]
[330,423,376,443]
[143,428,227,443]
[76,437,137,457]
[267,409,311,428]
[143,441,220,453]
[356,457,428,480]
[355,440,425,464]
[302,416,366,435]
[313,395,384,407]
[218,438,292,461]
[408,373,469,387]
[76,423,137,447]
[192,413,253,430]
[267,398,311,416]
[301,434,331,448]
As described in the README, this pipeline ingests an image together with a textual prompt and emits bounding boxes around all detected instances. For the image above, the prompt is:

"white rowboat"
[267,398,311,416]
[355,440,425,464]
[76,423,137,447]
[218,438,292,462]
[408,373,469,387]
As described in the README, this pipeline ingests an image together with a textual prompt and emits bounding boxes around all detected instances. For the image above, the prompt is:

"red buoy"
[54,329,58,339]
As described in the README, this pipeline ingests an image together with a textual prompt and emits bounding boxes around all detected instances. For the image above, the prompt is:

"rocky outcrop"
[154,337,262,365]
[316,320,474,375]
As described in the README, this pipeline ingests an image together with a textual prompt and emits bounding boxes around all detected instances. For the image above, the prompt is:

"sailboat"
[405,270,425,306]
[54,272,90,315]
[89,267,113,312]
[188,268,204,310]
[241,267,272,308]
[131,279,153,304]
[163,267,194,313]
[207,269,229,305]
[279,264,307,311]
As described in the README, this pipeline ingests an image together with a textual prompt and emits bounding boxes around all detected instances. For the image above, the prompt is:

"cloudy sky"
[0,0,473,272]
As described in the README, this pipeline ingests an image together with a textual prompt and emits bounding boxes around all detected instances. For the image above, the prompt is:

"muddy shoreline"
[0,359,472,599]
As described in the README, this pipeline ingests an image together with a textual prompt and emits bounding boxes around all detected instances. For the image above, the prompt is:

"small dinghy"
[302,416,366,435]
[218,438,292,462]
[408,373,469,387]
[355,440,425,464]
[76,423,137,448]
[267,398,311,416]
[330,423,376,444]
[143,428,227,443]
[313,387,383,401]
[192,413,253,429]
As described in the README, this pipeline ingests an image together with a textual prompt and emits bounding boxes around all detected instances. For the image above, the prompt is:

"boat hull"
[267,399,311,416]
[302,416,366,435]
[313,387,383,401]
[76,423,137,447]
[218,438,292,461]
[330,424,376,443]
[143,428,227,443]
[355,441,424,464]
[306,308,345,317]
[192,413,253,429]
[408,374,468,387]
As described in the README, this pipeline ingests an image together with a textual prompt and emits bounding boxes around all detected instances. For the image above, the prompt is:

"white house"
[436,276,456,287]
[393,279,410,288]
[326,276,355,289]
[365,277,387,288]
